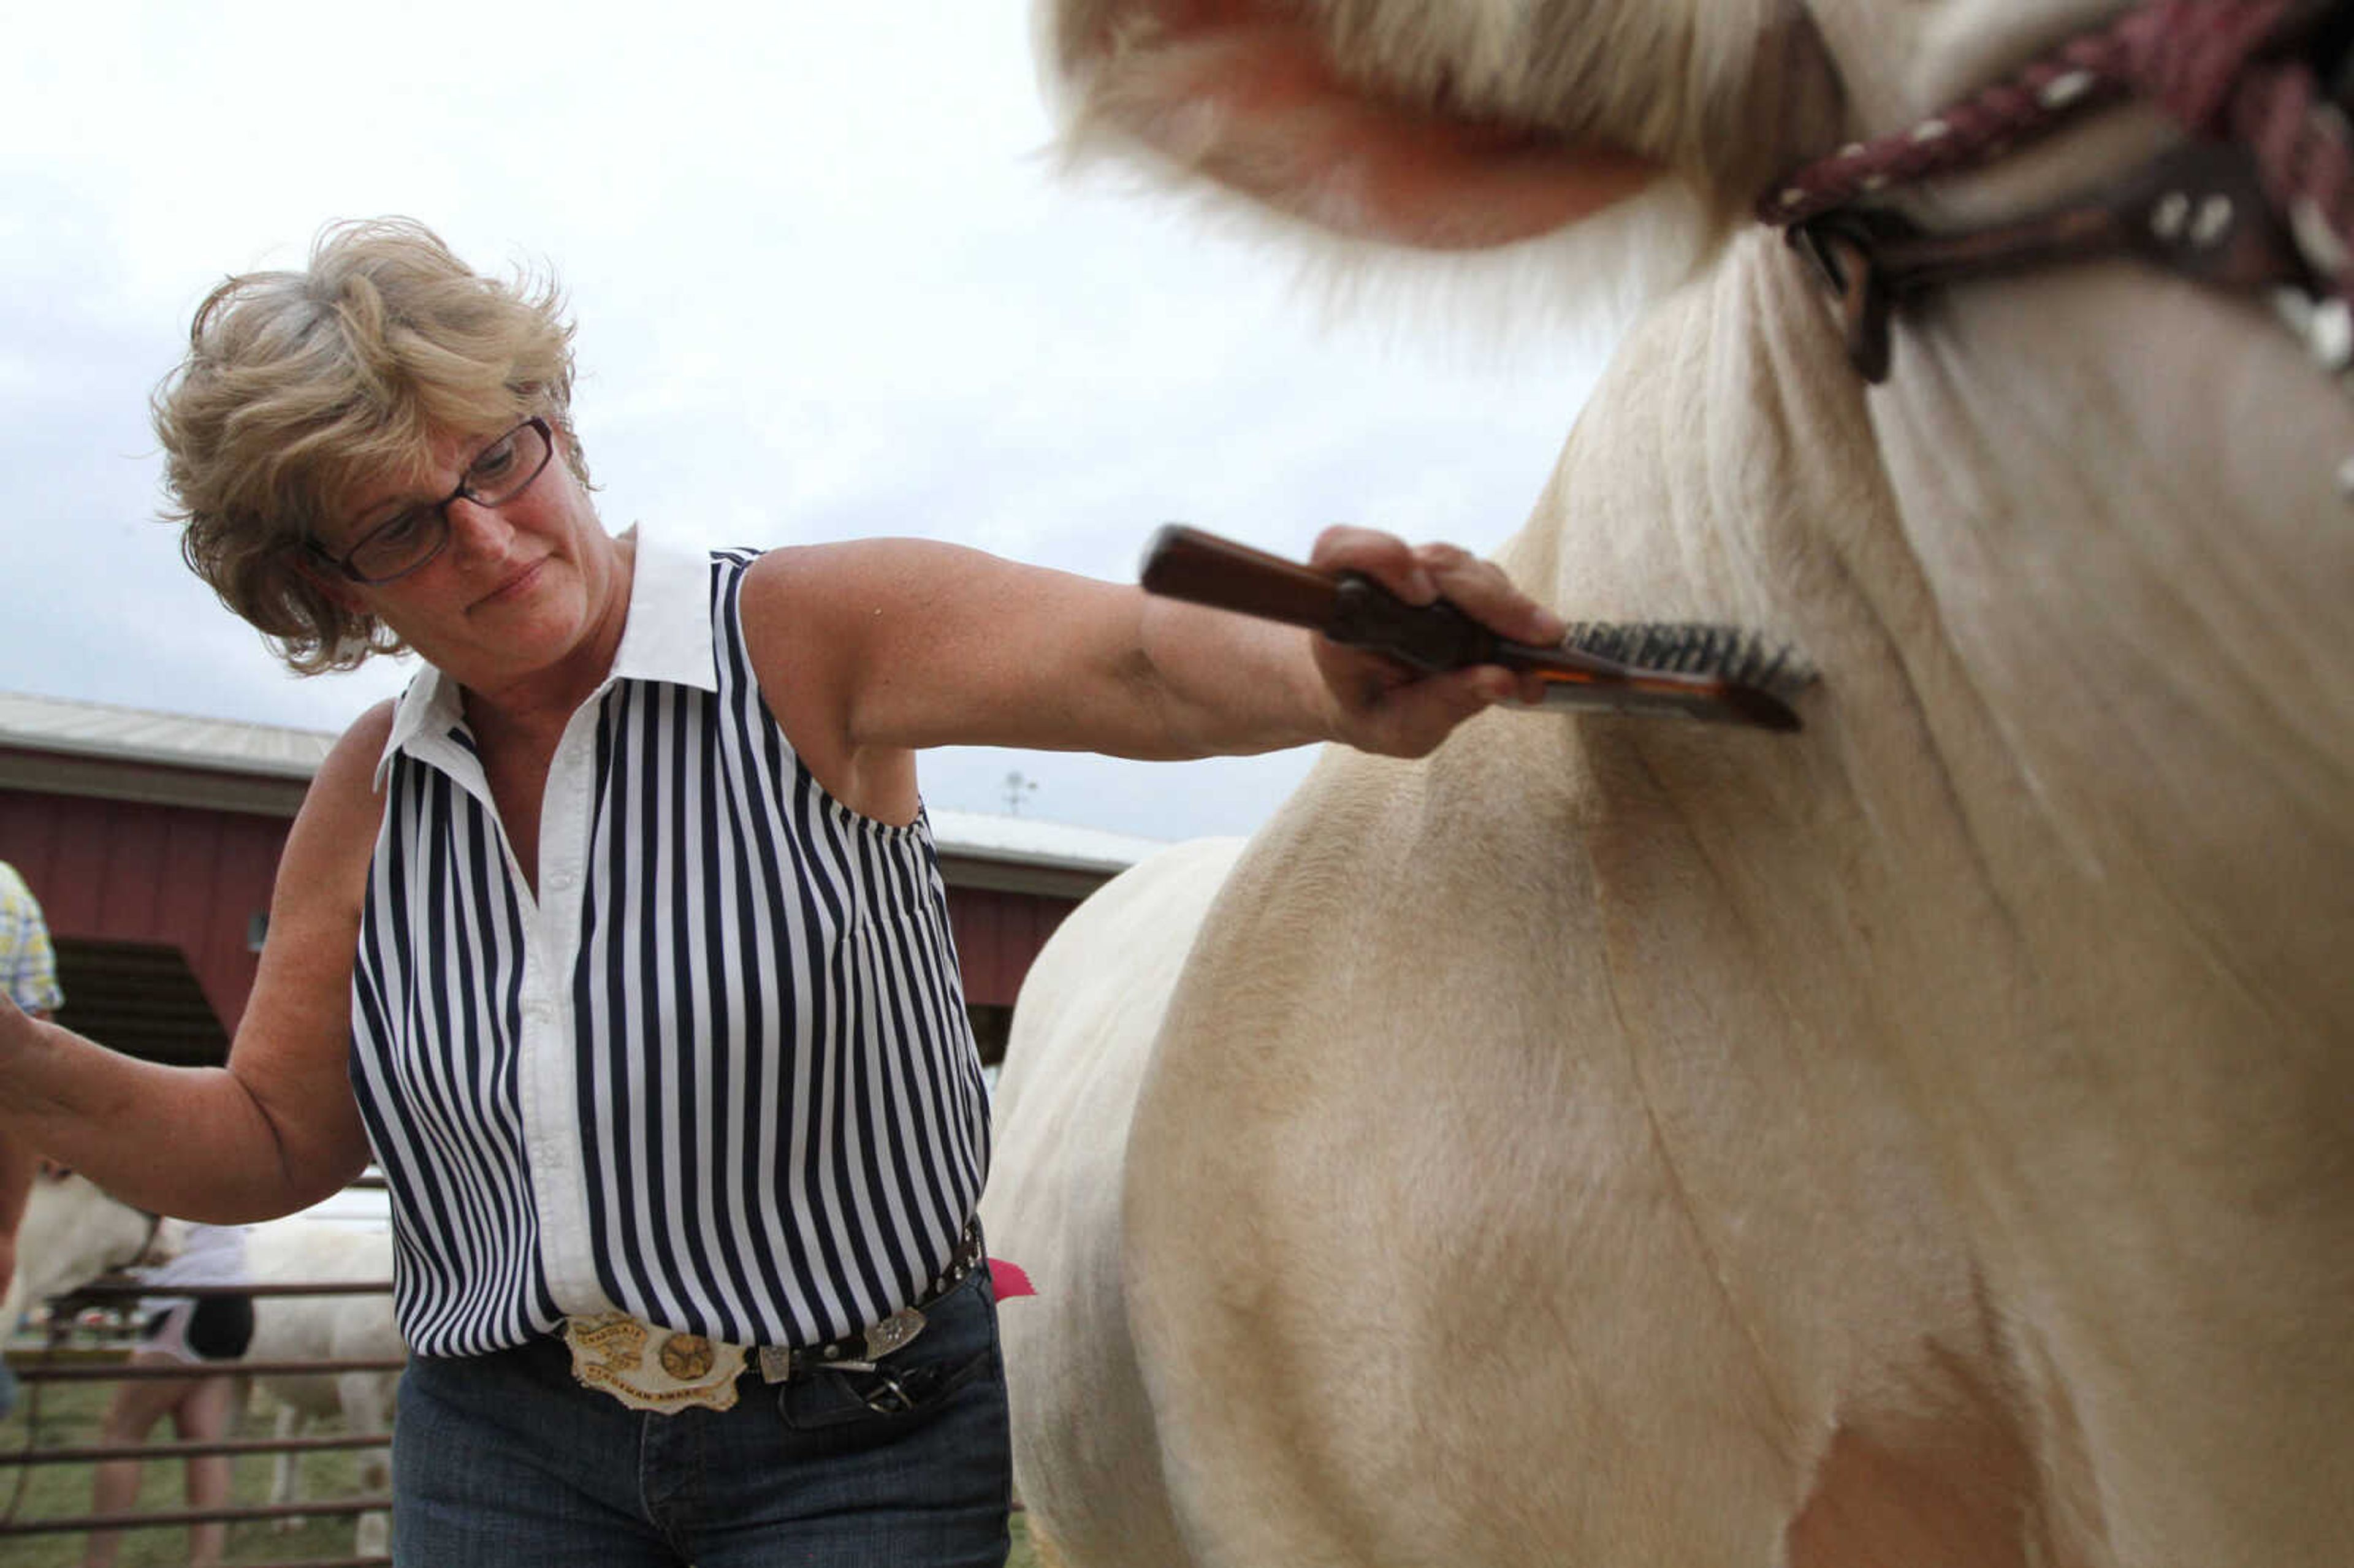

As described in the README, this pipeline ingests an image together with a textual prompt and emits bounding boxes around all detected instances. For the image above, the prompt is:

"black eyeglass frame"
[305,416,558,585]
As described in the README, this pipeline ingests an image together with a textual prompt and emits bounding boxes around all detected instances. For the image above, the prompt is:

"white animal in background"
[1,1168,178,1334]
[985,2,2354,1567]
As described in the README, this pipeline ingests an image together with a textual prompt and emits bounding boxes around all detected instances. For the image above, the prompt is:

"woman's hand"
[1302,525,1564,757]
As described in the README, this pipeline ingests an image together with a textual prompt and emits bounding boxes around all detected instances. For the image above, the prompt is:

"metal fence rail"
[16,1357,407,1384]
[0,1494,395,1537]
[7,1433,389,1467]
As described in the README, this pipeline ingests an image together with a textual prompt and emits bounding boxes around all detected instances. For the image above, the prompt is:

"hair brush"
[1140,524,1816,734]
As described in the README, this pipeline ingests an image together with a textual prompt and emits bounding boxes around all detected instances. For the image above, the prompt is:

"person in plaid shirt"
[0,862,63,1018]
[0,859,62,1417]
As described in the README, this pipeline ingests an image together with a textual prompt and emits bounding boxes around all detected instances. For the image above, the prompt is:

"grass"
[0,1371,374,1567]
[2,1370,1043,1567]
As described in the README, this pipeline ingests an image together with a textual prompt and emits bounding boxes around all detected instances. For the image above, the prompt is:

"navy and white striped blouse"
[348,541,991,1358]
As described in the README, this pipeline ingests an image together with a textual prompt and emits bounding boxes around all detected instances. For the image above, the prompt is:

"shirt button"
[547,869,577,892]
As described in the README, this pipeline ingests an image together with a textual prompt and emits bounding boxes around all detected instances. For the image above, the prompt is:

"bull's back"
[242,1221,400,1415]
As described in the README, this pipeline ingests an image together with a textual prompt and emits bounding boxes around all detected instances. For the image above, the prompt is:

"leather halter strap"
[1762,0,2354,381]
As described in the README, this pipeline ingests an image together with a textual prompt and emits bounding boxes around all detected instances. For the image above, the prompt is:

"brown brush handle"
[1141,523,1517,672]
[1139,524,1343,631]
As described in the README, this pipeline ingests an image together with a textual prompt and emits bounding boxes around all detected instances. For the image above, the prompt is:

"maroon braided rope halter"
[1761,0,2354,303]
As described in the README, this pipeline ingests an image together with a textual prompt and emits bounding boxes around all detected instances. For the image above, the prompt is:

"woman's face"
[312,420,627,702]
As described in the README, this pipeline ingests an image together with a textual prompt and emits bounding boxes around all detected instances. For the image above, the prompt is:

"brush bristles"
[1560,620,1818,696]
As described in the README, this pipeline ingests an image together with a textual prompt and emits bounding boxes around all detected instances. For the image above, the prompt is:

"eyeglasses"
[308,416,557,585]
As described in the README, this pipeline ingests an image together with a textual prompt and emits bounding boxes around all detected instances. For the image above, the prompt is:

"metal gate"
[1,1236,398,1566]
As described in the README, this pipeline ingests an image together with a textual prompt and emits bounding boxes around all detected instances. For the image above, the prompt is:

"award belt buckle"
[563,1314,747,1413]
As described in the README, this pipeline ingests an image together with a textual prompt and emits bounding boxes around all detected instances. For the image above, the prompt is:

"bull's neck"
[1496,224,2353,1051]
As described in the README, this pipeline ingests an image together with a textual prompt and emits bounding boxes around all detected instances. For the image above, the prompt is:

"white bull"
[240,1217,402,1561]
[983,2,2354,1566]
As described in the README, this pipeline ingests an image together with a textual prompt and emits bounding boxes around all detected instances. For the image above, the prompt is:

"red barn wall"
[1,776,1089,1038]
[0,788,284,1033]
[948,886,1081,1008]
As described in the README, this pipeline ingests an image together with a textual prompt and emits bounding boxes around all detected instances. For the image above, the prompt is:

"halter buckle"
[1789,211,1906,382]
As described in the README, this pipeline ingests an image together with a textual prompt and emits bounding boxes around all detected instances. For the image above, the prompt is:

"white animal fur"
[985,3,2354,1566]
[1,1170,176,1333]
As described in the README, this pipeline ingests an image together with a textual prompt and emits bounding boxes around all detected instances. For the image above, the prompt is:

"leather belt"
[766,1216,987,1381]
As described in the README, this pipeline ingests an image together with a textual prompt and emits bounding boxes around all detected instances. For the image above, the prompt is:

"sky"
[1,2,1619,843]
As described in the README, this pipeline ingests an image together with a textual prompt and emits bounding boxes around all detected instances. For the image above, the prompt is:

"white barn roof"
[924,807,1164,878]
[0,689,335,780]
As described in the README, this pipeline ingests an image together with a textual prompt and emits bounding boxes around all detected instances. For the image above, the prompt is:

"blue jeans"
[392,1267,1011,1566]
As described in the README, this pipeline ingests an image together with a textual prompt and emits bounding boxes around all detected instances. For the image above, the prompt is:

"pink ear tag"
[988,1258,1037,1300]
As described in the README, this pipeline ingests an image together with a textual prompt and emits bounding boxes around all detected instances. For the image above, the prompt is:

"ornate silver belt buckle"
[863,1305,926,1361]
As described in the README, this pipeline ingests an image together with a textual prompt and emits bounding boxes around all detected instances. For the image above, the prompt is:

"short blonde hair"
[156,218,588,674]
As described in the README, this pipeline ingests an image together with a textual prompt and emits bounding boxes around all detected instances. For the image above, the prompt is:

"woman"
[0,218,1561,1566]
[83,1223,254,1568]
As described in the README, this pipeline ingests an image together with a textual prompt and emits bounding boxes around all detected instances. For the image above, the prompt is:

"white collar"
[373,530,717,789]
